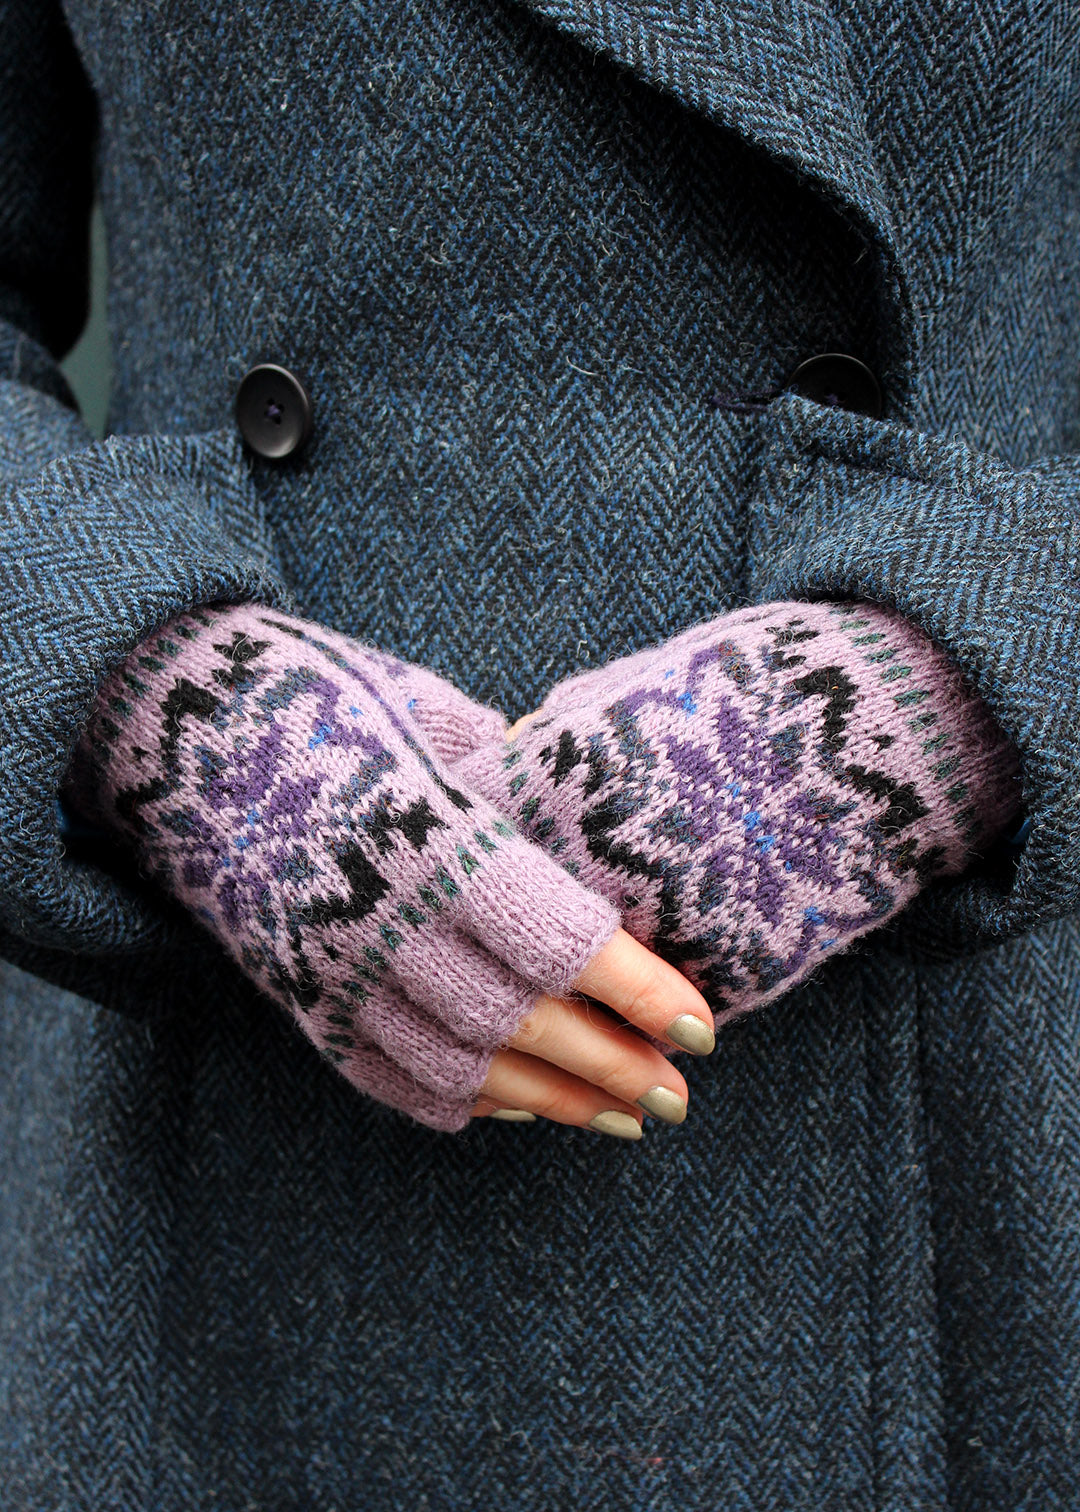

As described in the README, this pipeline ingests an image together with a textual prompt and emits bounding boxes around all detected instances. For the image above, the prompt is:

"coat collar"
[516,0,918,412]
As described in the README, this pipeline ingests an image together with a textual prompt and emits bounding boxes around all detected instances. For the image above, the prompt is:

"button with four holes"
[235,363,313,459]
[786,353,883,419]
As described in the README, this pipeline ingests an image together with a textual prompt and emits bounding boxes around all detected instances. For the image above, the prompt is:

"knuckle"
[620,956,668,1026]
[528,1084,577,1125]
[581,1023,638,1088]
[506,997,554,1054]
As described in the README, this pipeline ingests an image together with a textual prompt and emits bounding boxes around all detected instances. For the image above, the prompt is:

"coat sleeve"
[0,0,300,1016]
[749,389,1078,960]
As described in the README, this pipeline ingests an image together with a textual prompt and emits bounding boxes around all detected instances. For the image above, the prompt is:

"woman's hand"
[455,601,1024,1121]
[62,606,646,1135]
[470,926,716,1135]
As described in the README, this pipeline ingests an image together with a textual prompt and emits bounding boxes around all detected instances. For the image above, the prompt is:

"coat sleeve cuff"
[747,390,1079,956]
[1,422,301,992]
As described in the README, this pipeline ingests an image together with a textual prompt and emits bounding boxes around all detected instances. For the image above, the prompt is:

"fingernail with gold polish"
[589,1111,643,1140]
[666,1014,716,1056]
[636,1086,687,1125]
[490,1109,537,1122]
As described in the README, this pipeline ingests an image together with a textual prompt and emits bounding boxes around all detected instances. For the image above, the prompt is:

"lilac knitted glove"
[62,602,620,1131]
[454,600,1023,1030]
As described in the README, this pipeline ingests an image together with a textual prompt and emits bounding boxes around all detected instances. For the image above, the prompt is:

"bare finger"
[571,928,716,1056]
[504,991,689,1122]
[475,1046,645,1139]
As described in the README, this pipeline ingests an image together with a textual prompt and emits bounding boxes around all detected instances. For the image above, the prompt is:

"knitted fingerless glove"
[453,600,1023,1029]
[61,602,621,1131]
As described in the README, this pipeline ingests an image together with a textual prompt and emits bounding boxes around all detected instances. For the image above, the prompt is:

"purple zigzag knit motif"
[62,602,621,1132]
[454,599,1023,1028]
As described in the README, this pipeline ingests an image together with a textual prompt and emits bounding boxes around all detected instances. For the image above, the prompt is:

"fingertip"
[665,1013,716,1057]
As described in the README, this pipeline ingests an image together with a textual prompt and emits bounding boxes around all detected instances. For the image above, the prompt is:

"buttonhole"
[706,384,784,413]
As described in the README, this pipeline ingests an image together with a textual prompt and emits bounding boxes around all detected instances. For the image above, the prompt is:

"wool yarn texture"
[62,602,621,1132]
[453,599,1023,1031]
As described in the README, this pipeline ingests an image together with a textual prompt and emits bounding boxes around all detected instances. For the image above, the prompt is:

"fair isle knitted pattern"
[62,602,621,1132]
[454,599,1023,1027]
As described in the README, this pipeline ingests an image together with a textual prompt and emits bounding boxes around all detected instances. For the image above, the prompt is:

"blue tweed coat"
[1,1,1078,1507]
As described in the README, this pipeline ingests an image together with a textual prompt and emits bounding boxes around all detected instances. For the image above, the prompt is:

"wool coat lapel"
[514,0,915,384]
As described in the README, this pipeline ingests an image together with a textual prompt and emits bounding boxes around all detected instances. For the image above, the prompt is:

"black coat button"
[786,353,883,418]
[235,364,313,459]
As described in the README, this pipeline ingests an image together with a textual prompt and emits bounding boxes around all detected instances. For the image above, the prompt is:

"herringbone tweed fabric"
[1,0,1078,1508]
